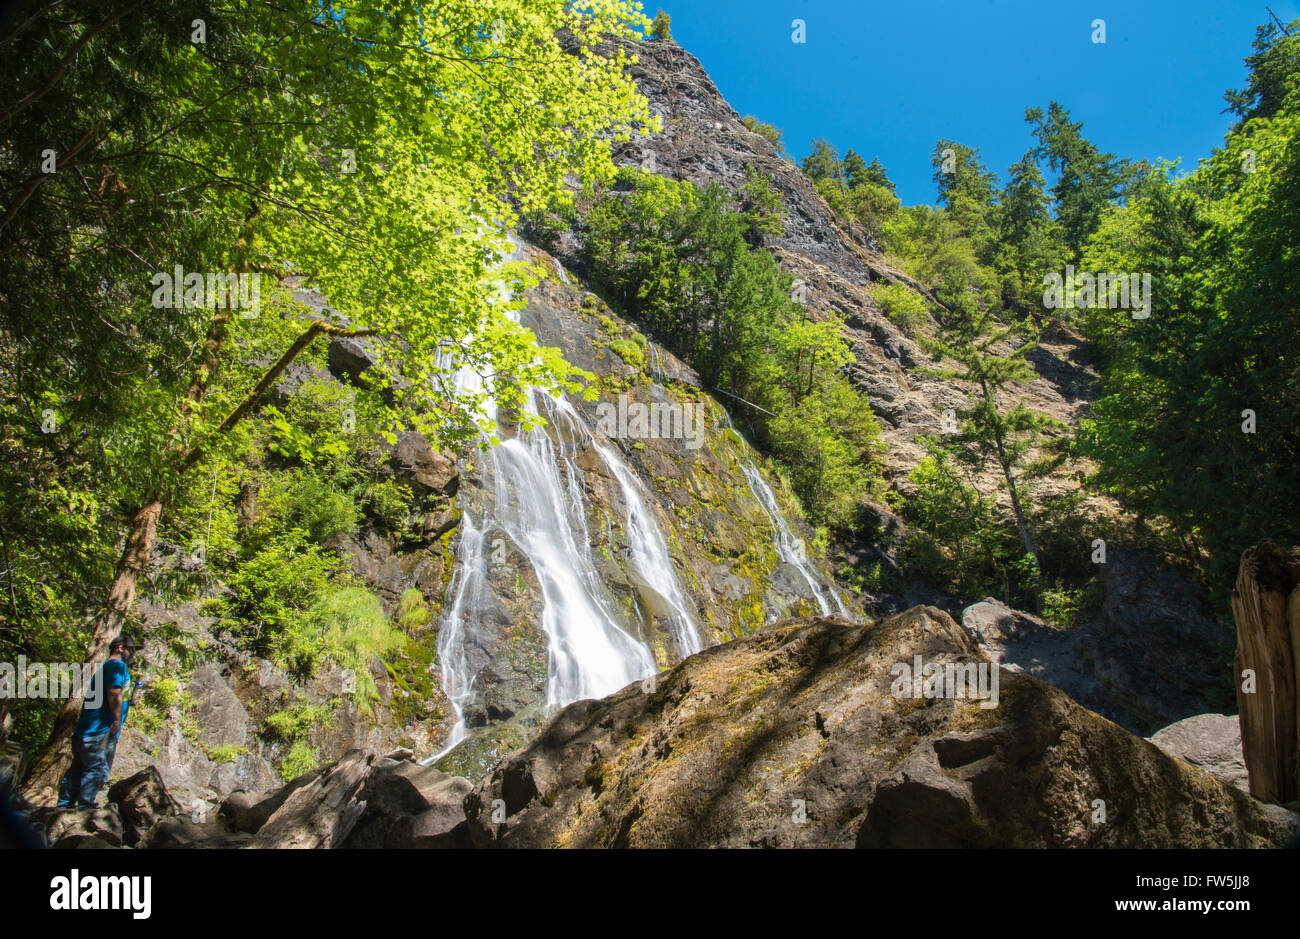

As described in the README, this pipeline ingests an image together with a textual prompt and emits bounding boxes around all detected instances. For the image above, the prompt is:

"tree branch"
[176,321,376,474]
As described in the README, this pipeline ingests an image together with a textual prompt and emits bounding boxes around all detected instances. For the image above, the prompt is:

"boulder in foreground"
[465,607,1297,848]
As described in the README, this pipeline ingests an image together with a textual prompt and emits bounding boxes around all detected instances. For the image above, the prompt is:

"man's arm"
[106,687,123,738]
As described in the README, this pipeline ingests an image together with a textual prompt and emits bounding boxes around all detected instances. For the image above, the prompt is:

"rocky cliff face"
[548,36,1097,501]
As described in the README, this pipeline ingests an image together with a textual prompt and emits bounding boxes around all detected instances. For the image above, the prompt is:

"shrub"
[280,740,319,782]
[264,702,331,742]
[206,744,247,764]
[217,530,347,670]
[869,282,930,334]
[609,339,645,370]
[314,586,407,714]
[144,677,180,710]
[355,477,415,534]
[395,588,429,630]
[268,470,358,543]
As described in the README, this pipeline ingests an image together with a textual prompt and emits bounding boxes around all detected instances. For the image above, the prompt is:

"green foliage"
[314,586,407,714]
[205,744,247,765]
[266,471,359,545]
[739,165,786,238]
[1025,102,1137,262]
[905,439,1022,603]
[144,678,180,711]
[1077,52,1300,596]
[355,478,416,537]
[395,589,430,631]
[742,116,786,156]
[1224,19,1300,126]
[800,141,901,243]
[869,282,930,334]
[0,0,658,718]
[651,9,672,41]
[264,703,332,743]
[216,529,347,671]
[583,169,886,530]
[609,339,646,370]
[280,740,320,782]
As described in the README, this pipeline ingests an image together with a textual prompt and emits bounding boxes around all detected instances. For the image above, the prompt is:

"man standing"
[56,636,138,808]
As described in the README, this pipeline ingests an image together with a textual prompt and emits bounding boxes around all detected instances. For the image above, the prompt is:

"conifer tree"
[920,295,1064,609]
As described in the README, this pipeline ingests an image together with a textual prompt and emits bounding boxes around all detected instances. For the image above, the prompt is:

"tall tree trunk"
[981,376,1042,610]
[1231,541,1300,803]
[991,425,1041,610]
[21,497,160,797]
[21,310,373,799]
[23,291,232,798]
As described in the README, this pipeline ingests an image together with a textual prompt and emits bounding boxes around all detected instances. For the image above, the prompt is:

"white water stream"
[719,410,848,618]
[430,239,699,759]
[429,236,844,762]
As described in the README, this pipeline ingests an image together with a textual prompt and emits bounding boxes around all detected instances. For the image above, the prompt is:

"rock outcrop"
[1148,714,1249,792]
[959,548,1229,736]
[463,607,1295,848]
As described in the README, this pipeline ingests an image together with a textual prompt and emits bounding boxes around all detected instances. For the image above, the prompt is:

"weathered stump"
[1231,541,1300,803]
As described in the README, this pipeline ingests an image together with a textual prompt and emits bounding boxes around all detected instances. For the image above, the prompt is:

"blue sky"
[651,0,1298,205]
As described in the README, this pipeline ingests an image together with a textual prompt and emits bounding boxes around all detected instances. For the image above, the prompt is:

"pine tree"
[1025,102,1133,261]
[920,296,1064,609]
[651,9,673,42]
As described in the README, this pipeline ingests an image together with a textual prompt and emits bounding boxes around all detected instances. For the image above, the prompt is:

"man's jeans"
[56,732,114,808]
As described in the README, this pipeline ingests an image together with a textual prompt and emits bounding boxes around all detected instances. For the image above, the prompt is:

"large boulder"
[960,567,1227,736]
[220,768,324,834]
[464,608,1297,848]
[389,431,459,498]
[381,761,473,849]
[1148,714,1249,792]
[251,750,374,849]
[107,768,183,846]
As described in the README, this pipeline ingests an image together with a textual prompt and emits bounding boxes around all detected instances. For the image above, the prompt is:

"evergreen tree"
[930,140,998,259]
[920,296,1064,610]
[993,152,1064,316]
[651,9,673,42]
[801,139,846,189]
[1025,102,1133,261]
[1224,17,1300,126]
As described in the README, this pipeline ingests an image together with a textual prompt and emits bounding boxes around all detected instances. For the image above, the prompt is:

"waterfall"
[648,344,665,384]
[719,409,848,618]
[430,243,700,760]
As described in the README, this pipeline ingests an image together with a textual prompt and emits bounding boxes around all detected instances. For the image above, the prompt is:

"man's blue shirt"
[74,658,130,737]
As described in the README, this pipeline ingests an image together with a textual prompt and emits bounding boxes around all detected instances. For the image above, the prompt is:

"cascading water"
[591,436,703,659]
[430,239,700,760]
[719,409,848,618]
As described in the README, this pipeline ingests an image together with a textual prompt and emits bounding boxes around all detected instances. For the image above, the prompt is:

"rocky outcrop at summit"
[463,607,1296,848]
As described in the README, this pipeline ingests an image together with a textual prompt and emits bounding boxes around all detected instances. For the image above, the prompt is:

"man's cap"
[109,635,141,651]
